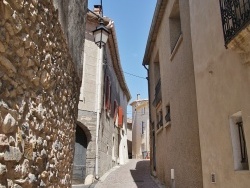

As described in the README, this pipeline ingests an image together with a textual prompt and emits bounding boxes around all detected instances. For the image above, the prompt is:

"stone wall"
[0,0,81,187]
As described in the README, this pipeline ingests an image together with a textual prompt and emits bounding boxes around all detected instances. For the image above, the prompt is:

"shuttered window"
[118,106,123,128]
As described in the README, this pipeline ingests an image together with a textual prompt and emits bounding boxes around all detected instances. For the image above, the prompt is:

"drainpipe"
[95,47,103,180]
[143,65,151,124]
[143,64,153,167]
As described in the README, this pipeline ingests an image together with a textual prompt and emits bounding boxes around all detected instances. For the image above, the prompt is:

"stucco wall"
[148,0,203,187]
[189,0,250,187]
[0,0,81,187]
[53,0,87,79]
[131,101,150,159]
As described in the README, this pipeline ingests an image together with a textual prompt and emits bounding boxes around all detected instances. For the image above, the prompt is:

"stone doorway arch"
[72,122,91,184]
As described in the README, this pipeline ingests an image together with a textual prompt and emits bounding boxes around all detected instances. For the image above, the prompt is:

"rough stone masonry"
[0,0,81,187]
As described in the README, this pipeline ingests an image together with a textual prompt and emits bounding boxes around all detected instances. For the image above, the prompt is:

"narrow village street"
[94,159,161,188]
[1,0,250,187]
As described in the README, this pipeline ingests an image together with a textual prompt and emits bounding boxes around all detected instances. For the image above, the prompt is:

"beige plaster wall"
[189,0,250,187]
[148,0,203,187]
[0,0,81,187]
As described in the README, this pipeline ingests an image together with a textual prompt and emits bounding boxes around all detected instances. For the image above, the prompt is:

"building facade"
[189,0,250,187]
[143,0,250,187]
[73,8,131,185]
[0,0,87,187]
[130,97,150,159]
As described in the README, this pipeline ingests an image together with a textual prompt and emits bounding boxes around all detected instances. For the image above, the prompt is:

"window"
[118,106,123,128]
[237,122,248,164]
[157,110,163,129]
[142,121,145,134]
[169,0,182,53]
[105,76,111,111]
[142,107,145,115]
[165,105,171,123]
[154,61,160,84]
[229,111,249,170]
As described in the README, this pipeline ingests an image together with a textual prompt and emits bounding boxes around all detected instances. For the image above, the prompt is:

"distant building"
[130,95,150,159]
[143,0,250,187]
[73,7,131,185]
[127,118,132,159]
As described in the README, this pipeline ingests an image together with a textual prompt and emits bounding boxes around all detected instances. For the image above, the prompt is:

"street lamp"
[92,3,110,48]
[92,19,110,48]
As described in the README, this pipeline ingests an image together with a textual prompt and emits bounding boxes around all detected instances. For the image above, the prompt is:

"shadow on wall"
[130,160,158,188]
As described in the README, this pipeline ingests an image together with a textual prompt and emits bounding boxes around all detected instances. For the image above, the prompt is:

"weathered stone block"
[0,55,17,73]
[0,163,7,176]
[2,113,17,134]
[4,146,22,162]
[0,41,5,52]
[0,135,8,146]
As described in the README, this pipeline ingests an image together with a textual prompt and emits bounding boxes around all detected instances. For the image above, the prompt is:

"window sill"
[164,121,171,128]
[170,34,183,61]
[234,170,250,173]
[156,126,163,134]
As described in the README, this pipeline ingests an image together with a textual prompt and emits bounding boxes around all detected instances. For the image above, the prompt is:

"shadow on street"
[130,160,158,188]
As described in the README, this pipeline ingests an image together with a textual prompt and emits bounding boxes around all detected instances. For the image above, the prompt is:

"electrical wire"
[103,62,147,80]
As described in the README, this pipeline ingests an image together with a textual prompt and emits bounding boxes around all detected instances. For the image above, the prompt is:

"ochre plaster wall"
[148,0,203,187]
[189,0,250,187]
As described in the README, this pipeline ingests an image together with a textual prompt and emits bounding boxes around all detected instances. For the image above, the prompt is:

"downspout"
[95,47,104,180]
[143,65,151,124]
[143,64,153,167]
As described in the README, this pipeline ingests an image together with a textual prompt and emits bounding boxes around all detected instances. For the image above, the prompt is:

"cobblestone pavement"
[94,159,161,188]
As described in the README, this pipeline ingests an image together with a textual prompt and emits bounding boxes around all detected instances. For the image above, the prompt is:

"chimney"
[137,94,140,100]
[93,5,102,16]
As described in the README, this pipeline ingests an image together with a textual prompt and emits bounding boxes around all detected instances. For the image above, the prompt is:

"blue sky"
[88,1,156,117]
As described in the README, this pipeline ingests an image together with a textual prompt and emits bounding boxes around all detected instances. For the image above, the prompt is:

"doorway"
[72,125,88,184]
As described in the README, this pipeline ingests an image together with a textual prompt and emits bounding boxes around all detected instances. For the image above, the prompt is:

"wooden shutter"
[118,106,123,128]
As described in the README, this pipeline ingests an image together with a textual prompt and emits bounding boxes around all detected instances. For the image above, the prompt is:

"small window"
[165,105,171,123]
[142,121,145,134]
[142,107,145,115]
[157,110,163,129]
[237,122,248,164]
[169,0,182,53]
[229,111,249,170]
[106,144,109,155]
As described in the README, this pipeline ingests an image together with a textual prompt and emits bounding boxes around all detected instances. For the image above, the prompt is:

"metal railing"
[220,0,250,45]
[165,106,171,123]
[157,118,163,129]
[153,79,162,107]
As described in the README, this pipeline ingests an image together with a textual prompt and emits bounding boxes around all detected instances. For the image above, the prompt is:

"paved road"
[95,159,160,188]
